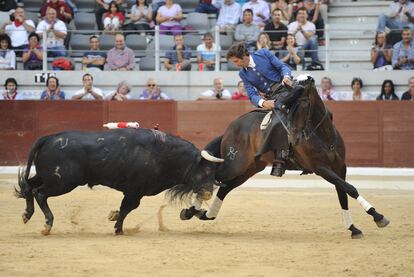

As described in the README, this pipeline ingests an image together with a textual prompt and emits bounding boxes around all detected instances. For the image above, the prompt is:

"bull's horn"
[201,150,224,163]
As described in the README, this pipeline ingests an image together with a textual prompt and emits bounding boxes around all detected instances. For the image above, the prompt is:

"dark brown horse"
[181,75,389,239]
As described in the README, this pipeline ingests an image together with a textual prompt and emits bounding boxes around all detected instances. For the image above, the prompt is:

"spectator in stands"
[376,0,414,33]
[232,80,248,100]
[41,76,65,100]
[256,32,271,50]
[40,0,73,24]
[216,0,241,34]
[241,0,270,28]
[303,0,324,43]
[0,0,16,12]
[235,0,248,6]
[105,81,132,101]
[81,35,106,71]
[198,77,232,100]
[2,77,23,100]
[288,7,321,67]
[0,34,15,70]
[103,1,125,33]
[392,27,414,70]
[164,34,191,71]
[371,31,393,70]
[401,76,414,100]
[270,0,291,25]
[197,32,220,71]
[351,77,367,101]
[123,0,153,36]
[139,78,170,100]
[376,79,399,100]
[235,9,260,51]
[151,0,165,20]
[72,73,104,100]
[156,0,183,36]
[290,0,304,21]
[195,0,219,14]
[95,0,125,31]
[22,32,43,70]
[1,6,35,57]
[36,7,68,57]
[106,33,135,71]
[278,33,302,70]
[264,8,288,51]
[318,76,337,101]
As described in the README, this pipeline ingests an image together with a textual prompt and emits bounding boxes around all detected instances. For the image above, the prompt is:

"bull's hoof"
[114,229,124,235]
[22,213,30,224]
[195,210,215,221]
[108,210,120,221]
[375,217,390,228]
[41,224,52,236]
[349,224,363,239]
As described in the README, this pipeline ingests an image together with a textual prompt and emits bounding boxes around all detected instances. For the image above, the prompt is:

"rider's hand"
[262,100,275,109]
[282,76,292,86]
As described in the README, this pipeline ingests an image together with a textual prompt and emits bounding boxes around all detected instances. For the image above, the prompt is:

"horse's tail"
[15,136,50,199]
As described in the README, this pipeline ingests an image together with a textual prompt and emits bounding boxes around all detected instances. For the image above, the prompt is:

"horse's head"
[288,74,322,132]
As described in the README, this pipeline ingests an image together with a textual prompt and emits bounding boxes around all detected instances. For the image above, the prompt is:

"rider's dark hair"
[226,42,249,60]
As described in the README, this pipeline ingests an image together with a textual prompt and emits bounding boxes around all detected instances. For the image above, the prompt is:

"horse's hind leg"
[316,166,390,231]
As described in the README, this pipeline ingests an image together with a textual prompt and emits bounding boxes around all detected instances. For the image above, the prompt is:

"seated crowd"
[0,0,330,71]
[2,73,414,101]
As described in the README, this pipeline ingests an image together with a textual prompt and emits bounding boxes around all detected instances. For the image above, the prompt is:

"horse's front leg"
[315,166,390,235]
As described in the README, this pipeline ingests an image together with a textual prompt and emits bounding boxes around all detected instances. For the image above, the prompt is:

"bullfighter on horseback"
[226,42,303,177]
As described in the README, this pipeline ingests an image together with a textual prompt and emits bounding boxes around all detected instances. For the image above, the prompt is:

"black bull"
[181,76,390,239]
[15,128,224,235]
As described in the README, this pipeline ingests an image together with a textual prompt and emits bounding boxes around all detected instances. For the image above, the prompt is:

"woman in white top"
[105,81,132,101]
[124,0,153,35]
[351,77,368,101]
[0,34,16,70]
[156,0,183,35]
[2,78,24,100]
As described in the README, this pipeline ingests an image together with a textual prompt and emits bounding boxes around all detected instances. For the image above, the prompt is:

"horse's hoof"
[351,232,364,239]
[41,224,52,236]
[108,210,119,221]
[195,210,215,221]
[22,213,29,224]
[180,208,194,221]
[115,229,124,236]
[349,224,363,239]
[375,217,390,228]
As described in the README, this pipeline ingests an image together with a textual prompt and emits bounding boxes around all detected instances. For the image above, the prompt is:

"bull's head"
[191,150,224,201]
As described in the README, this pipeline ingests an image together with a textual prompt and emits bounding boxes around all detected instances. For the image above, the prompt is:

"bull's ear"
[201,150,224,163]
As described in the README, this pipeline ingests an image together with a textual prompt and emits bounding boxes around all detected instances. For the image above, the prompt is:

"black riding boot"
[270,107,289,177]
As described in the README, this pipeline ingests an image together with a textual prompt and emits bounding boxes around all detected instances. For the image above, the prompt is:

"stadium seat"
[98,34,115,51]
[22,0,43,12]
[0,12,9,24]
[139,55,156,71]
[176,0,199,13]
[218,35,233,50]
[183,34,202,50]
[185,12,210,34]
[25,12,39,25]
[70,34,91,56]
[125,34,147,51]
[75,0,96,12]
[74,12,96,31]
[147,35,175,52]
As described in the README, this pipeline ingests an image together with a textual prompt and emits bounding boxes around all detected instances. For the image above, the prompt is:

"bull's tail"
[15,136,50,199]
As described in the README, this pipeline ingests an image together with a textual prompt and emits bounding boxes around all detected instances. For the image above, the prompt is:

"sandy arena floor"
[0,175,413,277]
